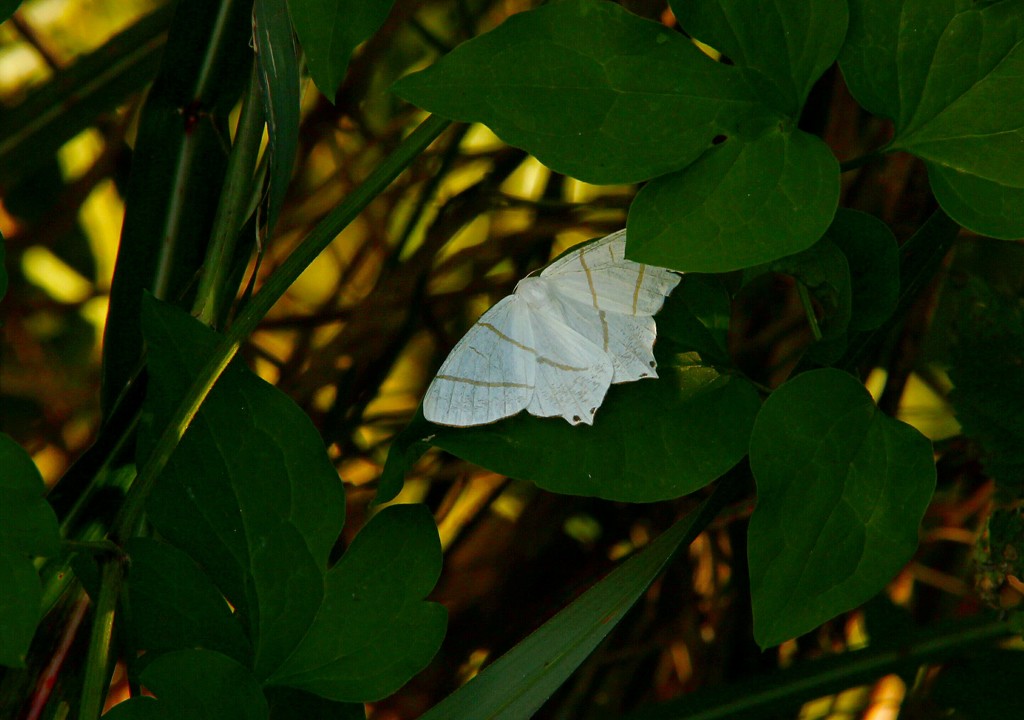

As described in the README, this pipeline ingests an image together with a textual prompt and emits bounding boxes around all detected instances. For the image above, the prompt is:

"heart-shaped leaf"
[748,369,935,648]
[139,297,445,701]
[393,0,759,185]
[627,129,839,273]
[840,0,1024,238]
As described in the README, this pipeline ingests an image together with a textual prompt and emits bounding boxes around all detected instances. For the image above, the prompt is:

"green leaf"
[254,0,301,233]
[748,369,935,648]
[1,1,23,24]
[926,164,1024,240]
[760,234,851,364]
[825,209,899,332]
[0,553,41,668]
[840,0,1024,238]
[124,538,252,664]
[627,129,839,272]
[104,650,268,720]
[418,479,737,720]
[948,282,1024,490]
[384,334,760,503]
[0,433,60,558]
[671,0,849,116]
[655,274,732,365]
[393,0,759,185]
[287,0,398,101]
[266,505,447,702]
[139,297,444,700]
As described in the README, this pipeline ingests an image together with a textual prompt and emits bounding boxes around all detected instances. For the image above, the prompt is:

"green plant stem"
[194,61,266,326]
[389,122,470,267]
[110,113,452,542]
[624,615,1010,720]
[796,282,823,341]
[78,559,123,720]
[62,540,124,557]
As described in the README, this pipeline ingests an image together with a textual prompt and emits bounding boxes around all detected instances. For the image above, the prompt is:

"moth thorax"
[515,276,551,306]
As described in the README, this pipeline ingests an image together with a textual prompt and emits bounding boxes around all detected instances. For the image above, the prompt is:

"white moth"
[423,229,681,427]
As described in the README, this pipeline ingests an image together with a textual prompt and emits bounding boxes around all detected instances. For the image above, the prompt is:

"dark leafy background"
[1,0,1022,717]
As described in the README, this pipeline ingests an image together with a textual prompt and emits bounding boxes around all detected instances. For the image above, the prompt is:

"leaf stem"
[624,615,1010,720]
[797,282,823,341]
[110,113,452,542]
[62,539,125,557]
[194,60,265,326]
[78,558,123,720]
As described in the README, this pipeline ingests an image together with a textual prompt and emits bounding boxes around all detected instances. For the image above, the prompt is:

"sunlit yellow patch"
[897,372,959,441]
[863,675,905,720]
[0,44,50,98]
[22,245,92,303]
[563,513,601,546]
[312,384,336,413]
[461,123,503,152]
[692,38,721,62]
[457,648,491,685]
[378,476,430,507]
[79,179,124,289]
[57,128,103,180]
[501,156,548,200]
[32,444,65,486]
[338,456,379,487]
[251,355,279,385]
[864,367,886,401]
[80,296,108,361]
[490,481,531,522]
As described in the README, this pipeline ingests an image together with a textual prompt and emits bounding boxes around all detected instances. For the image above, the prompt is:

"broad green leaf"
[266,505,447,702]
[287,0,398,101]
[383,330,760,503]
[948,282,1024,490]
[628,130,839,272]
[748,369,935,648]
[926,164,1024,240]
[0,553,41,668]
[139,297,443,699]
[655,274,732,365]
[102,0,252,413]
[0,433,60,559]
[671,0,849,116]
[840,0,1024,238]
[104,650,268,720]
[124,538,252,664]
[141,297,336,678]
[393,0,759,184]
[254,0,300,234]
[419,480,736,720]
[825,209,898,332]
